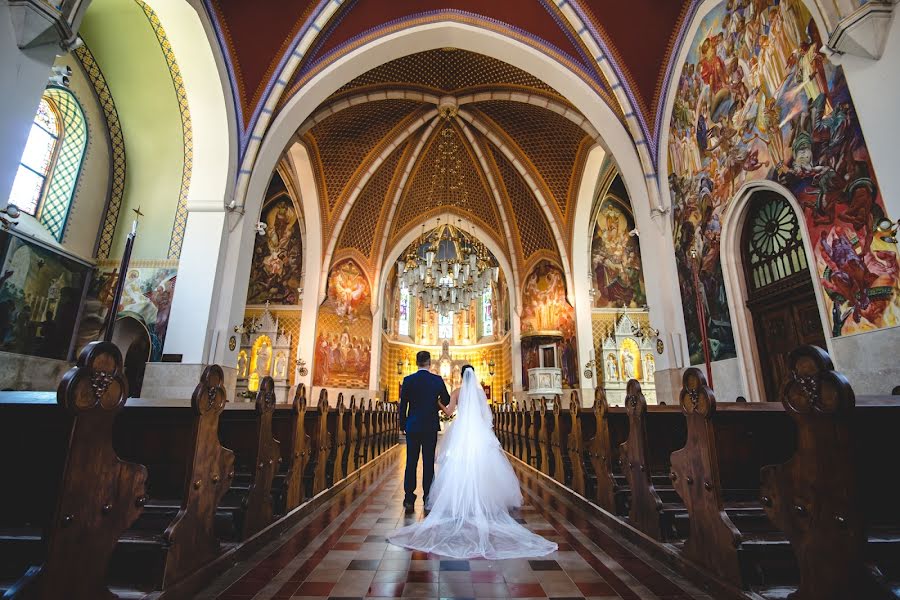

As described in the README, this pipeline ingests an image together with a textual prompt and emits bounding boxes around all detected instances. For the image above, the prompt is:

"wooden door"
[742,192,827,401]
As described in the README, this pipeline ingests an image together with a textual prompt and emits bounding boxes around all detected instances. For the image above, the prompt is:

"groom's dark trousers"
[399,369,450,504]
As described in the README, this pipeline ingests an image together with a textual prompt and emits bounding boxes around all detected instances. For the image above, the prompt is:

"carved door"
[741,192,827,401]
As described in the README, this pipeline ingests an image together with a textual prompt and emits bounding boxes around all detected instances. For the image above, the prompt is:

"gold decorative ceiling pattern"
[389,121,501,246]
[294,49,601,280]
[488,143,554,261]
[470,100,591,222]
[337,140,407,261]
[304,99,421,216]
[334,49,564,100]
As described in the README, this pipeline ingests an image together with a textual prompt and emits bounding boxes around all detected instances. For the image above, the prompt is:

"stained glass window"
[439,313,453,340]
[744,195,807,291]
[9,98,59,216]
[482,288,493,336]
[7,89,86,240]
[398,285,410,336]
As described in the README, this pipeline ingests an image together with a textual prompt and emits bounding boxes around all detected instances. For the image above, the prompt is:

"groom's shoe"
[402,498,415,512]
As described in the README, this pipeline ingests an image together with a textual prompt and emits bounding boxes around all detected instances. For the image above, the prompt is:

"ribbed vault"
[296,49,598,282]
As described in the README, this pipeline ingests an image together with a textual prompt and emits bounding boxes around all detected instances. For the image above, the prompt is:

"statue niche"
[236,304,292,402]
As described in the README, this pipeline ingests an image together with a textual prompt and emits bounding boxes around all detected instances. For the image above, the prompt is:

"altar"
[236,305,292,403]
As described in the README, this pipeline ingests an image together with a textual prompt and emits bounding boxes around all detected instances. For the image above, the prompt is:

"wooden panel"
[669,369,742,585]
[760,346,876,599]
[158,365,235,587]
[283,384,309,512]
[9,342,148,600]
[586,388,618,513]
[620,380,663,540]
[242,377,281,538]
[567,392,586,496]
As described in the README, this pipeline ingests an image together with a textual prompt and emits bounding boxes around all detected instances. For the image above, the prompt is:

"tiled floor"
[198,446,713,600]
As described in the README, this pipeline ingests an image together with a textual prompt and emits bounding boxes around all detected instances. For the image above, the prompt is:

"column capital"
[7,0,90,50]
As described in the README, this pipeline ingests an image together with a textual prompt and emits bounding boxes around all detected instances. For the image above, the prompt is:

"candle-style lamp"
[104,206,143,342]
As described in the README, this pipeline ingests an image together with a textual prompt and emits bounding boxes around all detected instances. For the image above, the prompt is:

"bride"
[388,365,557,559]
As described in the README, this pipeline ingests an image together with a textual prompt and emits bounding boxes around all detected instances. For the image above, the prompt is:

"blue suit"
[399,369,450,504]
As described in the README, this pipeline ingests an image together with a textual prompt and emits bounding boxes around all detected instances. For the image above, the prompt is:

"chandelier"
[395,110,498,317]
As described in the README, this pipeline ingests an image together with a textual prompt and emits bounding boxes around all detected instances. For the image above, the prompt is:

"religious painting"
[75,262,178,362]
[520,261,578,388]
[0,230,89,360]
[313,259,372,388]
[247,196,302,305]
[591,198,647,308]
[668,0,900,364]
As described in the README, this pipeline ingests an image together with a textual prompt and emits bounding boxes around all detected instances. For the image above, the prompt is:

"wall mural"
[520,260,578,388]
[313,259,372,388]
[247,196,302,305]
[76,261,178,362]
[591,198,647,308]
[669,0,900,364]
[0,231,89,360]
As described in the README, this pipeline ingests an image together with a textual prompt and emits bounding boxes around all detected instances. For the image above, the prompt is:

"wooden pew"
[108,365,236,592]
[305,391,331,497]
[549,397,567,486]
[328,395,347,485]
[355,397,369,470]
[760,346,893,600]
[277,384,309,513]
[525,398,539,469]
[620,379,663,540]
[3,341,148,600]
[567,392,586,497]
[242,378,282,537]
[585,387,618,514]
[344,396,358,474]
[536,398,552,477]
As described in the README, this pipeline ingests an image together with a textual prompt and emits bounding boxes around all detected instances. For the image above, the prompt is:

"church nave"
[199,447,709,600]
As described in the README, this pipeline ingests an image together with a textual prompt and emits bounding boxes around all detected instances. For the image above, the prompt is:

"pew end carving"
[759,346,884,600]
[241,377,281,538]
[670,368,743,585]
[8,342,148,600]
[587,387,618,513]
[283,384,309,511]
[620,379,663,540]
[567,392,586,496]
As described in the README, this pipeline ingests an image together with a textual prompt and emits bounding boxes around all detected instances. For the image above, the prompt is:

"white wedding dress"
[388,371,558,559]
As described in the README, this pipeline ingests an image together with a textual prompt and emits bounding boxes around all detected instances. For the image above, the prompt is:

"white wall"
[0,3,61,206]
[838,13,900,220]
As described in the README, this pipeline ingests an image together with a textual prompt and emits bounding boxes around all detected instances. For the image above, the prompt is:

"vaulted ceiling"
[205,0,694,146]
[294,49,595,281]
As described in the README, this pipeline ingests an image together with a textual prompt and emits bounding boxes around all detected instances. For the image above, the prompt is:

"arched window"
[439,313,453,340]
[482,287,493,337]
[398,285,410,336]
[7,88,87,240]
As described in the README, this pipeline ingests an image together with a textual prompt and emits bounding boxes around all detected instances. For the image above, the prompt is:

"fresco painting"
[247,196,303,305]
[591,198,647,309]
[520,260,578,388]
[0,232,89,360]
[76,263,178,362]
[668,0,900,364]
[313,259,372,388]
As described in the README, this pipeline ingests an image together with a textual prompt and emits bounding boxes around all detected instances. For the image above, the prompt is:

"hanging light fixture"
[395,109,496,318]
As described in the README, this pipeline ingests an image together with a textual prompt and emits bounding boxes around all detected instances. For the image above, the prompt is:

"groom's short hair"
[416,351,431,367]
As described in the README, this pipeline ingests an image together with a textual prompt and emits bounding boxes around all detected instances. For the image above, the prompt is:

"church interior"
[1,0,899,598]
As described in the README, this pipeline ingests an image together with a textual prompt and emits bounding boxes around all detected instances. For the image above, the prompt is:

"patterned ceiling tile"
[334,49,562,99]
[488,142,554,262]
[337,139,407,261]
[390,120,500,245]
[471,100,590,221]
[305,99,422,216]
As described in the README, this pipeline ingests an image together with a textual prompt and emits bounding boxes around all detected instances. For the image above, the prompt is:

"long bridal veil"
[388,370,558,559]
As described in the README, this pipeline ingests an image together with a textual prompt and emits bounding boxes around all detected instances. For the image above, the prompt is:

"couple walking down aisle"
[389,351,557,559]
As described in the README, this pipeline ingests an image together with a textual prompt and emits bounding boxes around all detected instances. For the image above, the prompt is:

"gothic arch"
[720,179,835,402]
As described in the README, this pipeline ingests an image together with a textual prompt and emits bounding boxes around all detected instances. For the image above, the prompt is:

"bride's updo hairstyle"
[460,364,475,379]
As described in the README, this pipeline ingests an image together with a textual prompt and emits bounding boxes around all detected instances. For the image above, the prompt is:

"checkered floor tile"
[197,445,714,600]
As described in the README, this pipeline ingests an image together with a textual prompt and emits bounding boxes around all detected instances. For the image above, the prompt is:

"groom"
[398,350,450,510]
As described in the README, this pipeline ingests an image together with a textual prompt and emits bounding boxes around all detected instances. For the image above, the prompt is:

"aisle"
[200,446,711,599]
